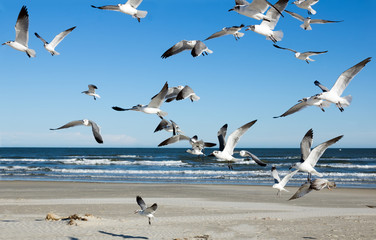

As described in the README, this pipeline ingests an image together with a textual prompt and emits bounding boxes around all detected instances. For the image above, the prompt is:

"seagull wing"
[145,203,158,214]
[217,124,228,151]
[191,41,210,57]
[34,32,48,45]
[49,26,76,49]
[223,120,257,155]
[300,50,328,58]
[127,0,143,8]
[154,118,170,133]
[330,57,371,96]
[249,0,280,15]
[136,196,147,210]
[260,0,288,30]
[205,29,229,41]
[176,85,194,100]
[289,182,313,200]
[273,100,309,118]
[273,44,297,53]
[310,19,343,24]
[88,84,98,93]
[279,170,299,187]
[89,120,103,144]
[314,80,330,92]
[158,135,190,147]
[50,120,84,130]
[161,40,195,59]
[203,142,217,148]
[15,6,29,46]
[305,135,343,167]
[148,82,169,108]
[236,0,250,5]
[284,10,304,22]
[300,129,313,162]
[241,150,267,166]
[271,166,280,184]
[91,5,120,11]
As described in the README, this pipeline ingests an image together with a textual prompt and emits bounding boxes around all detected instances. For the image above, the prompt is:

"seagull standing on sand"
[285,10,343,30]
[271,166,299,196]
[212,120,257,170]
[135,196,157,225]
[2,6,36,58]
[292,0,319,15]
[112,82,169,117]
[82,84,100,100]
[205,25,245,41]
[289,178,336,200]
[50,119,103,144]
[245,0,289,43]
[91,0,148,22]
[228,0,283,21]
[290,130,343,178]
[34,26,76,56]
[314,57,372,112]
[273,44,327,64]
[161,40,212,59]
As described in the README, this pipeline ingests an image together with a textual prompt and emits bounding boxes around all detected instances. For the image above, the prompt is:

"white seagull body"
[135,196,157,225]
[50,119,103,144]
[91,0,148,22]
[271,166,299,196]
[34,26,76,56]
[161,40,212,59]
[285,10,342,30]
[245,0,289,43]
[82,84,100,100]
[2,6,36,58]
[113,82,169,117]
[314,57,371,112]
[229,0,283,21]
[205,25,245,41]
[292,0,319,15]
[273,44,327,63]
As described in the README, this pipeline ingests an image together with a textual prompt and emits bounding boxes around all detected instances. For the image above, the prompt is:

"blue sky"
[0,0,375,148]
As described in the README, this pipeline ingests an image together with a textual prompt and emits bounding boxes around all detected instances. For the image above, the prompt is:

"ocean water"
[0,148,375,188]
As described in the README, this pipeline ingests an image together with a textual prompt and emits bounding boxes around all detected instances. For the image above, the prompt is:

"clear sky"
[0,0,375,148]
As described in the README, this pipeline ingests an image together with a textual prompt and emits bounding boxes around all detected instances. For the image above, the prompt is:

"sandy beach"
[0,181,375,240]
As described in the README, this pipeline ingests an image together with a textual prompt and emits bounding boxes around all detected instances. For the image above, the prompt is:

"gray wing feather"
[148,82,169,108]
[314,80,330,92]
[158,135,190,147]
[89,120,103,144]
[236,0,250,5]
[306,135,343,167]
[49,26,76,48]
[161,40,195,59]
[223,120,257,155]
[50,120,84,130]
[191,41,208,57]
[300,129,313,162]
[176,85,194,100]
[271,166,280,183]
[127,0,143,8]
[285,10,304,22]
[217,124,228,151]
[273,101,308,118]
[261,0,288,29]
[15,6,29,46]
[91,5,120,11]
[240,150,267,166]
[289,182,313,200]
[145,203,158,213]
[136,196,147,210]
[34,32,48,45]
[273,44,297,53]
[310,19,343,24]
[205,29,228,40]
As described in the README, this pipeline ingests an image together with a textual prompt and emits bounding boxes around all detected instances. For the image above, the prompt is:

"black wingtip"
[91,5,97,8]
[112,106,126,111]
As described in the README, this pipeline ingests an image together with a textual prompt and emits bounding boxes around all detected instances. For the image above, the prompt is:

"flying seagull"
[239,150,267,166]
[212,120,257,169]
[314,57,372,112]
[161,40,212,59]
[273,44,327,64]
[176,85,200,102]
[205,25,245,41]
[50,119,103,144]
[82,84,100,100]
[271,166,299,196]
[245,0,289,43]
[290,131,343,178]
[2,6,36,58]
[134,196,157,225]
[91,0,148,22]
[154,117,183,134]
[186,136,217,156]
[228,0,283,21]
[289,178,336,200]
[34,26,76,56]
[113,82,169,117]
[292,0,319,15]
[285,10,343,30]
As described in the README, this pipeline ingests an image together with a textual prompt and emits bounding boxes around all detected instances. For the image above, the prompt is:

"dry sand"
[0,181,375,240]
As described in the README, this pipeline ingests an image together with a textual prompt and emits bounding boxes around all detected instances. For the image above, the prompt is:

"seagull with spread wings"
[91,0,147,22]
[228,0,283,21]
[34,26,76,56]
[50,119,103,144]
[289,178,336,200]
[273,44,327,64]
[2,6,36,58]
[82,84,100,100]
[205,25,245,41]
[285,10,342,30]
[134,196,157,225]
[161,40,212,59]
[292,0,319,15]
[271,166,299,196]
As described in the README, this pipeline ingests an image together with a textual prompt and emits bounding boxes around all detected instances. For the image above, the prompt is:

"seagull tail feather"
[157,111,168,118]
[136,10,148,19]
[271,31,283,42]
[341,95,352,107]
[26,48,36,58]
[300,23,312,31]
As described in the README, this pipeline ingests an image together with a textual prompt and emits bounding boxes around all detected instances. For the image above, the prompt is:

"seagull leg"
[270,35,277,43]
[307,173,311,181]
[137,17,141,23]
[148,217,151,225]
[306,59,310,64]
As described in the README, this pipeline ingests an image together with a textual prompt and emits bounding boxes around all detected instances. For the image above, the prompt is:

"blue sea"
[0,148,375,188]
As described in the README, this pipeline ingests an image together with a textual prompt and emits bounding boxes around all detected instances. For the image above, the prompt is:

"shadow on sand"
[99,230,149,239]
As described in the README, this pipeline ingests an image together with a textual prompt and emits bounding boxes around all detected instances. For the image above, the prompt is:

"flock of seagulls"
[1,0,373,224]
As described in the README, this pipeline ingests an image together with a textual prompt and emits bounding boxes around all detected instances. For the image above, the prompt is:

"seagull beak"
[288,166,293,170]
[2,43,6,45]
[228,8,234,12]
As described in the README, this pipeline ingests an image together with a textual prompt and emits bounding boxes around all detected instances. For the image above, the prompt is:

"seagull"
[34,26,76,56]
[273,44,327,64]
[2,6,36,58]
[289,178,336,200]
[154,117,183,134]
[176,85,200,102]
[205,25,245,41]
[161,40,212,59]
[239,150,267,166]
[113,82,169,117]
[186,136,217,156]
[271,166,299,196]
[292,0,319,15]
[245,0,289,43]
[152,85,184,103]
[134,196,157,225]
[212,120,257,169]
[314,57,372,112]
[285,10,343,30]
[50,119,103,144]
[82,84,100,100]
[228,0,283,21]
[290,131,343,178]
[91,0,148,22]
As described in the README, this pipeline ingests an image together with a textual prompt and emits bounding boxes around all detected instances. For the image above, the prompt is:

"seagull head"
[82,119,90,126]
[228,6,238,12]
[2,41,11,46]
[245,25,255,32]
